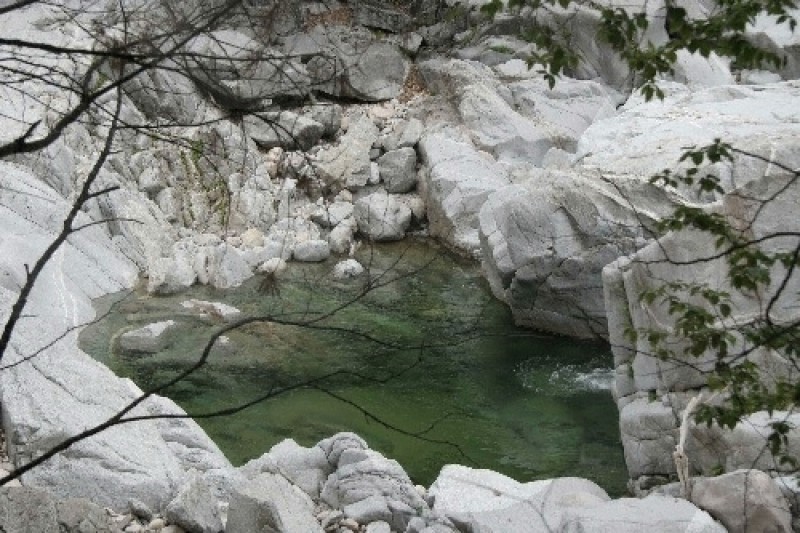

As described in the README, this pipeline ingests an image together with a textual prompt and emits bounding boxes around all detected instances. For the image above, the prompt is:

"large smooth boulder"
[354,193,412,242]
[0,164,231,510]
[578,81,800,196]
[561,495,726,532]
[507,77,620,152]
[147,242,197,295]
[603,140,800,488]
[202,244,252,289]
[421,59,606,166]
[690,470,792,533]
[292,239,331,262]
[480,169,673,338]
[458,83,554,165]
[429,465,621,532]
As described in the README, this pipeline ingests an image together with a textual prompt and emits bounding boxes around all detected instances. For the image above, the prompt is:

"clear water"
[79,239,628,495]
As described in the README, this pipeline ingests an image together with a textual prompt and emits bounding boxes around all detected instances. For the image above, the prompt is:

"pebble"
[124,523,144,533]
[340,517,360,531]
[129,499,154,521]
[147,517,166,530]
[161,526,185,533]
[114,514,133,529]
[320,509,344,529]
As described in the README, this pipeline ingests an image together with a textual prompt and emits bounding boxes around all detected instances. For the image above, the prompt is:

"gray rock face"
[417,129,510,254]
[305,29,409,102]
[244,111,324,151]
[378,148,417,194]
[165,473,223,533]
[507,77,619,152]
[343,494,393,524]
[365,521,391,533]
[690,470,792,533]
[384,118,424,151]
[459,83,554,165]
[354,193,412,241]
[354,2,412,33]
[426,465,717,533]
[118,320,177,354]
[226,473,323,533]
[184,31,309,109]
[561,495,726,532]
[320,445,427,532]
[121,61,206,125]
[479,170,673,338]
[0,163,232,511]
[307,103,343,138]
[578,82,800,193]
[316,112,379,190]
[0,487,120,533]
[603,141,800,487]
[147,247,197,295]
[259,439,331,500]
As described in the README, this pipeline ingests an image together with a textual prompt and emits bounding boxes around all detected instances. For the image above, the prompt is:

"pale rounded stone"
[258,258,288,275]
[240,228,265,248]
[147,517,166,530]
[332,259,365,280]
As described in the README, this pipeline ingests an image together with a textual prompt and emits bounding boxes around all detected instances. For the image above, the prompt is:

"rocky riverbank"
[2,0,800,531]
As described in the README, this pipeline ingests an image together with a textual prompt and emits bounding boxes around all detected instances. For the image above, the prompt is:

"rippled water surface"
[80,240,628,495]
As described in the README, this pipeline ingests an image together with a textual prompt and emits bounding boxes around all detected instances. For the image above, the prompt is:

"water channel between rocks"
[79,239,628,495]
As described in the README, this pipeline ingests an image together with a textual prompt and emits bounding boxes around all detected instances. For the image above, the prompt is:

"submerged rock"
[118,320,177,354]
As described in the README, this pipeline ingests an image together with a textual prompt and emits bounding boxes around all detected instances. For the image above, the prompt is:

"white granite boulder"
[333,259,365,280]
[479,169,673,338]
[293,239,330,262]
[378,147,418,194]
[316,112,379,190]
[418,129,511,254]
[164,472,223,533]
[354,193,412,242]
[118,321,177,354]
[690,470,792,533]
[226,473,322,533]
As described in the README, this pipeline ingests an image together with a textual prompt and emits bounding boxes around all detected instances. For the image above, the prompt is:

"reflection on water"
[79,239,628,495]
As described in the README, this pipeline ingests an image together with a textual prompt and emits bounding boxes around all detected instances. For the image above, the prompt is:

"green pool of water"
[79,240,628,495]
